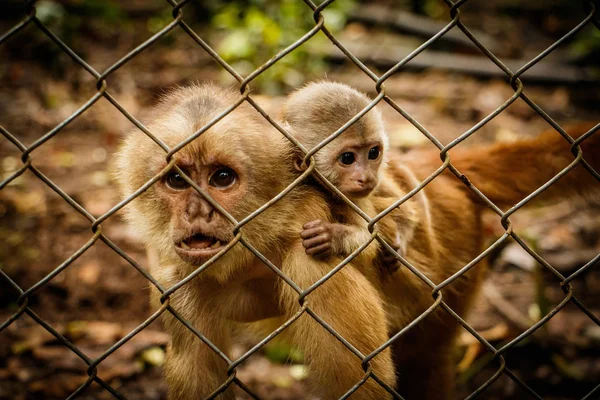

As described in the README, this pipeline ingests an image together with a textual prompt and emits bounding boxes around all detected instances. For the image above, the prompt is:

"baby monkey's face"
[328,138,383,199]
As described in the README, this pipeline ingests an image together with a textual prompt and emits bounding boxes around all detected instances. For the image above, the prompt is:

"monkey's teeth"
[180,242,190,250]
[210,240,221,249]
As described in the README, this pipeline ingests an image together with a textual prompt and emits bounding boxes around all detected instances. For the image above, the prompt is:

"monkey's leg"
[280,246,395,399]
[392,321,457,400]
[394,347,455,400]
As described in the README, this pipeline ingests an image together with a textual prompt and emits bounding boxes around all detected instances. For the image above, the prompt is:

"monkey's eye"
[339,152,356,165]
[165,170,190,190]
[209,167,236,188]
[368,146,381,160]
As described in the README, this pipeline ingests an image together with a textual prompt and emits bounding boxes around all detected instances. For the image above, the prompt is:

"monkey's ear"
[293,147,306,172]
[282,121,308,172]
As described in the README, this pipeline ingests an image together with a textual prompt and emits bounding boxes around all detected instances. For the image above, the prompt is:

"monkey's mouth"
[174,233,228,264]
[345,187,374,199]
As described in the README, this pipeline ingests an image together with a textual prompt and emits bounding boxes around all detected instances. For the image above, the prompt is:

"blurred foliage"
[199,0,356,93]
[5,0,129,75]
[263,341,304,364]
[25,0,356,93]
[36,0,127,41]
[4,0,599,89]
[568,25,600,65]
[421,0,447,19]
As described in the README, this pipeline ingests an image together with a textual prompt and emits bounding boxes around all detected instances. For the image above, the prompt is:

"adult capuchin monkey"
[115,82,599,400]
[115,83,396,399]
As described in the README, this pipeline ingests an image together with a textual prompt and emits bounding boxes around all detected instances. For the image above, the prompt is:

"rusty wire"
[1,0,599,399]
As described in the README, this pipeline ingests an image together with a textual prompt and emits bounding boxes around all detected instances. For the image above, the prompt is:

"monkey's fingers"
[382,252,401,273]
[303,219,323,230]
[306,242,331,256]
[300,226,327,240]
[389,244,404,259]
[302,234,331,250]
[382,253,398,265]
[381,253,394,262]
[388,260,401,274]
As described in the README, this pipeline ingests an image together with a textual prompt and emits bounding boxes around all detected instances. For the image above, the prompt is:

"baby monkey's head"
[281,81,388,200]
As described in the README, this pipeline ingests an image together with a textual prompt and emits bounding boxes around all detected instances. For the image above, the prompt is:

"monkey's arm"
[279,242,395,399]
[372,212,404,274]
[300,218,373,257]
[147,247,281,322]
[149,269,237,400]
[369,179,420,274]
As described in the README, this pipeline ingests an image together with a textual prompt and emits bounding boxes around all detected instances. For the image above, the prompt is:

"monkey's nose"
[356,176,373,187]
[186,196,215,222]
[356,175,368,185]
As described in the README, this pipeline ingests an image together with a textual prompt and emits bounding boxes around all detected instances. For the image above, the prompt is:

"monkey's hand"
[300,219,343,257]
[380,241,402,275]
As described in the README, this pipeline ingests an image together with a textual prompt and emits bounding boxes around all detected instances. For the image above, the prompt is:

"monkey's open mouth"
[346,188,373,198]
[174,234,228,264]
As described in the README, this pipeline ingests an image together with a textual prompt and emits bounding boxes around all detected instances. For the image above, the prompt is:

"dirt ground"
[1,2,599,400]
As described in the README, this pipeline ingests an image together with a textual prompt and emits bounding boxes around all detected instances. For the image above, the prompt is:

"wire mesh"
[1,0,599,399]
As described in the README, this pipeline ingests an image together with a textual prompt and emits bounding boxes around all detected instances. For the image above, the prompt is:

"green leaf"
[219,30,255,60]
[140,346,166,367]
[264,341,304,364]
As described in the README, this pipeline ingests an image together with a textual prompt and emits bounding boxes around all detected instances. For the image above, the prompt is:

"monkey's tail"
[449,123,600,210]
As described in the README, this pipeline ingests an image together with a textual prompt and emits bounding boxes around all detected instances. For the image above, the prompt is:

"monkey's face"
[115,85,299,281]
[323,136,383,199]
[146,123,289,270]
[154,153,247,266]
[116,97,294,277]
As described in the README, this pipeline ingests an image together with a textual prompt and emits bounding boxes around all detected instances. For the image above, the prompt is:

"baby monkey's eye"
[339,152,356,165]
[368,146,381,160]
[165,170,190,190]
[209,167,236,188]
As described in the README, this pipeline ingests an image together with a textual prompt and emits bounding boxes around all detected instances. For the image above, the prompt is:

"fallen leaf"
[78,261,100,285]
[66,321,123,345]
[272,375,293,388]
[289,364,308,381]
[139,346,165,367]
[11,326,57,355]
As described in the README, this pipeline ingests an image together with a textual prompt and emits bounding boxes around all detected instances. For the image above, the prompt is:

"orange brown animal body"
[115,83,599,399]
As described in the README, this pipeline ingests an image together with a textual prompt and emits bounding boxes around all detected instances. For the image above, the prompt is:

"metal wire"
[1,0,599,399]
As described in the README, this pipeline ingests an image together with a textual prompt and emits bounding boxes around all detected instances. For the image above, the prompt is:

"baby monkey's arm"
[300,191,417,273]
[370,184,419,274]
[374,218,404,274]
[300,218,372,257]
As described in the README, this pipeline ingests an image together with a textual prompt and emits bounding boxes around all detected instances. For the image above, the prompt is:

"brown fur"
[115,84,395,399]
[280,81,419,278]
[115,83,599,399]
[383,122,599,399]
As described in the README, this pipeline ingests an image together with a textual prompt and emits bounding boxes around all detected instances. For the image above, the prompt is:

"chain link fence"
[1,0,599,399]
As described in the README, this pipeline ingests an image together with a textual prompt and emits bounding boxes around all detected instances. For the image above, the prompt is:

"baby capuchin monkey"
[280,81,418,274]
